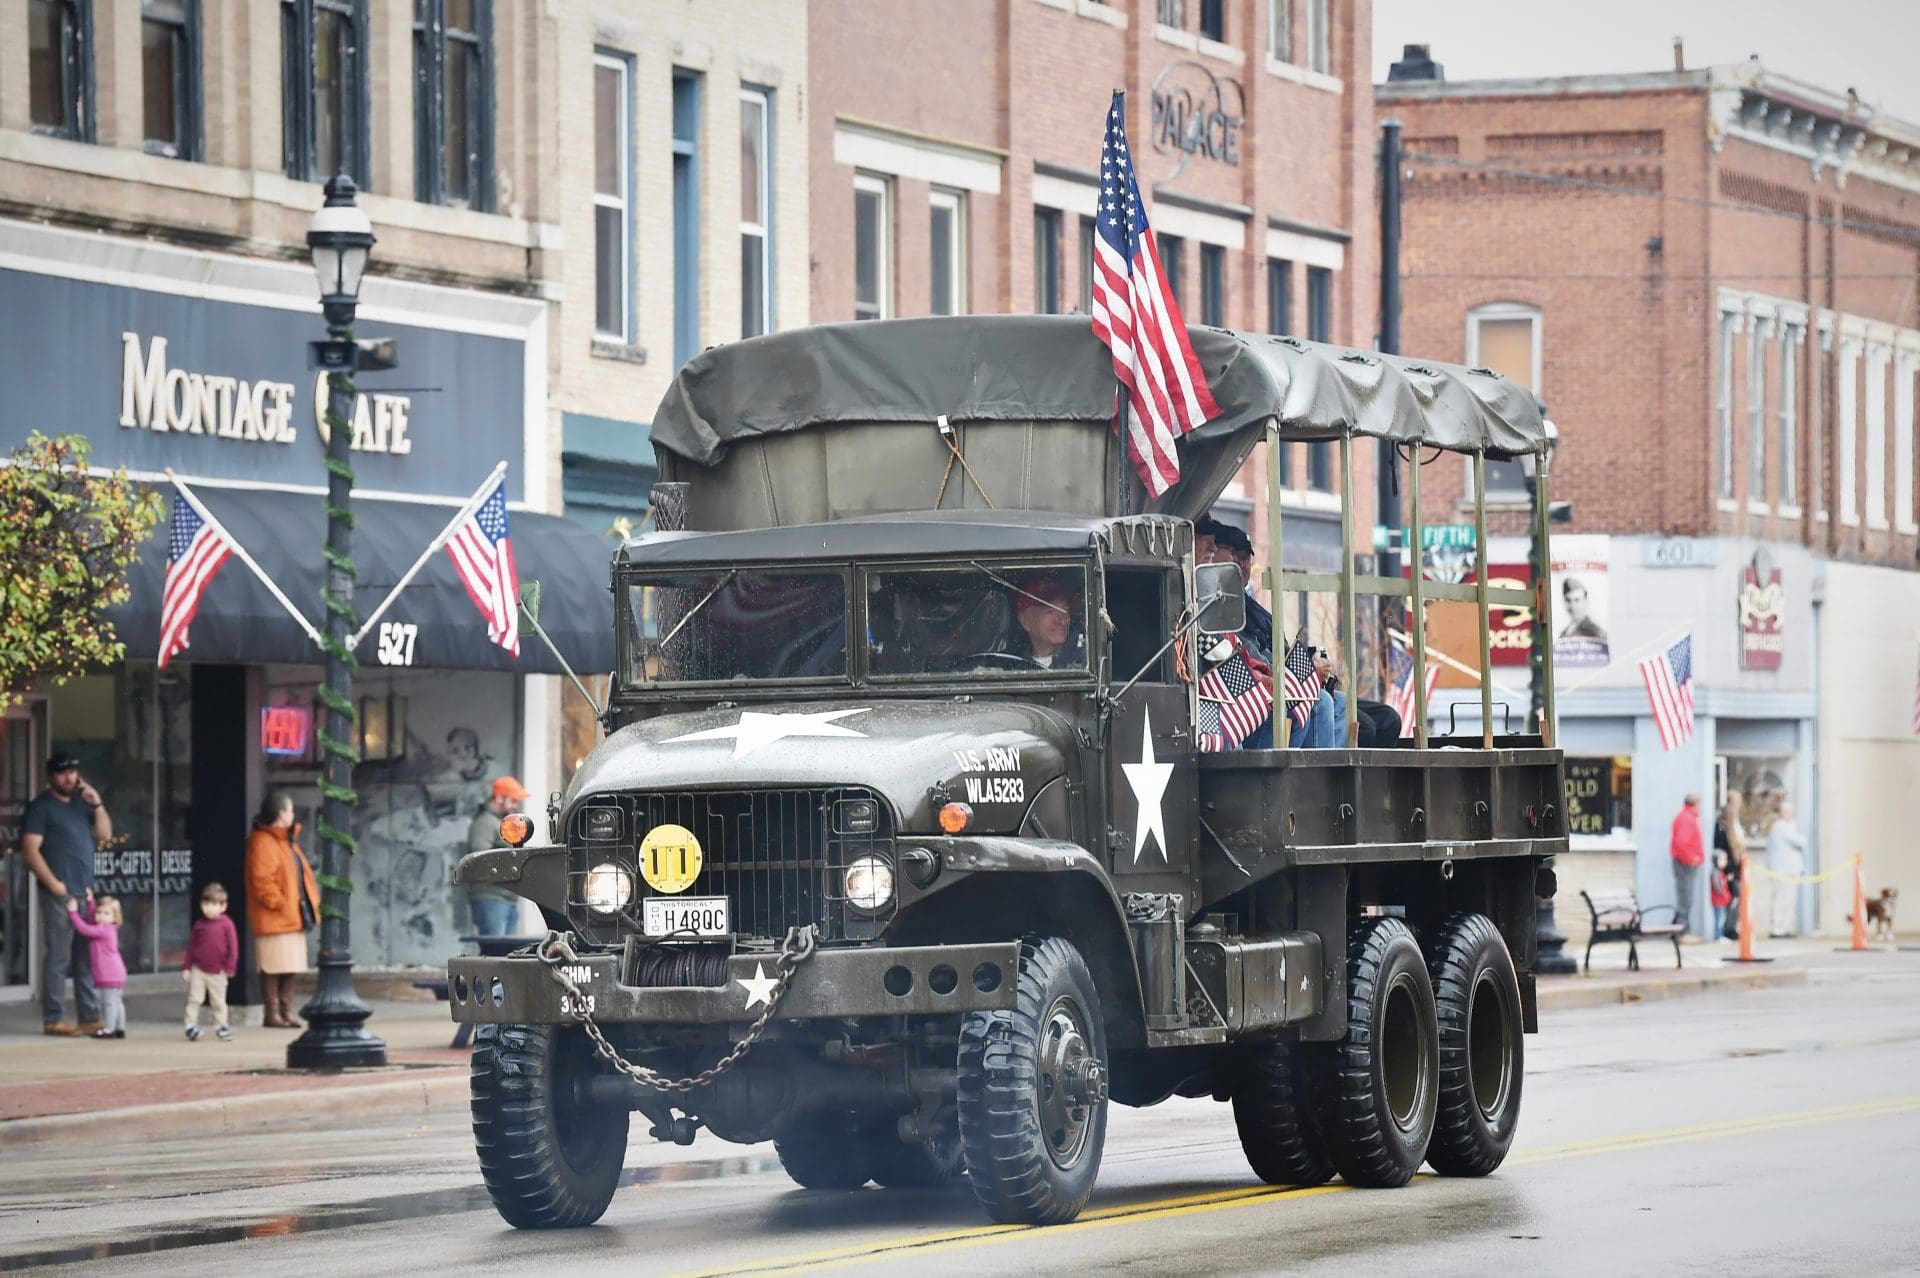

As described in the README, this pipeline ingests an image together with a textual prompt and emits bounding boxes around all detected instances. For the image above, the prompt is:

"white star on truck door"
[1121,709,1174,863]
[664,708,870,758]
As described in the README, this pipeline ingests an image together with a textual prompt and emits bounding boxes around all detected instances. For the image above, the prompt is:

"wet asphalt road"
[7,950,1920,1277]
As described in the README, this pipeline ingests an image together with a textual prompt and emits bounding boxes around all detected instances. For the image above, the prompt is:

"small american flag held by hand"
[158,493,235,668]
[1197,638,1273,752]
[1386,633,1440,738]
[1282,626,1322,730]
[1088,91,1222,498]
[445,478,521,656]
[1638,634,1695,750]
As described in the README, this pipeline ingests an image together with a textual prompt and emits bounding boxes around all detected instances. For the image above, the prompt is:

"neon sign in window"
[261,705,312,757]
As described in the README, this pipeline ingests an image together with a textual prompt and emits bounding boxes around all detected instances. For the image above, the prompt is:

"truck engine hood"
[567,701,1076,832]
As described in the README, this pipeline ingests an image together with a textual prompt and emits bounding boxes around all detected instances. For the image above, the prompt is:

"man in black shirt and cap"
[19,751,113,1035]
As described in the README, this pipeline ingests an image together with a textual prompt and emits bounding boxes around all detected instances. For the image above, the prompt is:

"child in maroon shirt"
[184,882,240,1040]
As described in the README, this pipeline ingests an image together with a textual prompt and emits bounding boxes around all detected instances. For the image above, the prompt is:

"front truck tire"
[471,1023,631,1228]
[1312,917,1440,1188]
[1425,912,1524,1177]
[957,936,1110,1225]
[1232,1042,1334,1187]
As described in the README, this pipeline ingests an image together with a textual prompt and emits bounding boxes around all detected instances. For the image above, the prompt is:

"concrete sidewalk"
[0,933,1897,1150]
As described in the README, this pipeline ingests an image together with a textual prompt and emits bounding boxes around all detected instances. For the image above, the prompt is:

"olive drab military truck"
[451,315,1567,1229]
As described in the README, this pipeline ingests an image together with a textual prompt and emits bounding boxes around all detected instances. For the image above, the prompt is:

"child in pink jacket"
[67,895,130,1039]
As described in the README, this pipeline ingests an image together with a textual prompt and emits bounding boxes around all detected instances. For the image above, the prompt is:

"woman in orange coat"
[244,791,320,1028]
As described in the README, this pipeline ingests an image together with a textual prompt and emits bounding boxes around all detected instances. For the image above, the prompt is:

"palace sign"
[1150,61,1244,180]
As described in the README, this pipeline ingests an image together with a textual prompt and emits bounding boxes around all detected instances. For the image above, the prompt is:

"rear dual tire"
[1425,912,1524,1177]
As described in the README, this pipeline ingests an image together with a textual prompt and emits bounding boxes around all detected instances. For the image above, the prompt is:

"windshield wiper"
[967,560,1069,616]
[651,569,737,656]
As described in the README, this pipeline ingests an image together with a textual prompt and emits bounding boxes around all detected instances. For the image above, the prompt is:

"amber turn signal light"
[938,802,973,834]
[499,813,534,847]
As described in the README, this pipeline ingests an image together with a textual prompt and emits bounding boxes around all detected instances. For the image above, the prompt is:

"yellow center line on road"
[671,1093,1920,1278]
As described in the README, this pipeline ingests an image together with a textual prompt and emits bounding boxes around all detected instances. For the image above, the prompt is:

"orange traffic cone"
[1849,854,1870,952]
[1737,857,1758,962]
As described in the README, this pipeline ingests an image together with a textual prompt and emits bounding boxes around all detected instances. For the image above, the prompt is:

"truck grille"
[568,788,893,945]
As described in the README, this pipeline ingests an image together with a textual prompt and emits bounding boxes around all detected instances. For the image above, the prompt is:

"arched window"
[1466,303,1542,501]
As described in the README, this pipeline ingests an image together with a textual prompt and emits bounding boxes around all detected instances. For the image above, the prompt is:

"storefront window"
[1565,755,1632,838]
[1725,755,1790,842]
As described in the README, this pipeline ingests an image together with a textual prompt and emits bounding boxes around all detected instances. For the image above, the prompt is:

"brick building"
[808,0,1382,588]
[1379,55,1920,936]
[0,1,804,988]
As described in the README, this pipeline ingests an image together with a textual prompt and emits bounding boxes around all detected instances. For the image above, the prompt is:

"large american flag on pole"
[158,493,235,668]
[1088,91,1222,498]
[1638,634,1696,751]
[1197,637,1273,752]
[444,478,521,656]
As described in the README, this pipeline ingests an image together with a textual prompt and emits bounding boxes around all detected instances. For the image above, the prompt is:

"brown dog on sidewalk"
[1850,887,1899,941]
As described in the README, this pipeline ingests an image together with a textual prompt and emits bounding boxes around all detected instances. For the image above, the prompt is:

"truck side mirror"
[1194,562,1247,636]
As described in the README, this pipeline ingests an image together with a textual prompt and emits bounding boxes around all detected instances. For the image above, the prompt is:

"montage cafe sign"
[1150,61,1245,181]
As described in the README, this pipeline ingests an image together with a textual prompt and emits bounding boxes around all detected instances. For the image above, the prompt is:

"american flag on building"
[1197,637,1273,752]
[1638,634,1696,751]
[1386,632,1440,738]
[1088,91,1222,498]
[1282,626,1322,730]
[444,478,521,656]
[158,493,236,669]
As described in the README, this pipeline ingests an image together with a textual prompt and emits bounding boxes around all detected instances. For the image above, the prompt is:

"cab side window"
[1105,568,1170,681]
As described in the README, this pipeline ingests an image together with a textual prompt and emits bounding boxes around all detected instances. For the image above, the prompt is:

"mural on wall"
[348,669,517,967]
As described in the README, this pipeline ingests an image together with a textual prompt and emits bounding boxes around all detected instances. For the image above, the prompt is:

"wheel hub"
[1037,996,1098,1168]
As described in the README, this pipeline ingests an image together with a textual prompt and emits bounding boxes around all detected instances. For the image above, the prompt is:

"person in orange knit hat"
[465,776,530,936]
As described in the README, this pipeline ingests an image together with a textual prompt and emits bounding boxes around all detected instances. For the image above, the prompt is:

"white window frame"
[740,85,773,339]
[929,187,966,317]
[1865,343,1890,529]
[854,172,893,321]
[1746,315,1771,514]
[1305,0,1330,73]
[1268,0,1289,60]
[1778,323,1801,513]
[592,51,632,342]
[1895,350,1917,533]
[1716,308,1739,507]
[1466,302,1542,501]
[1838,337,1860,525]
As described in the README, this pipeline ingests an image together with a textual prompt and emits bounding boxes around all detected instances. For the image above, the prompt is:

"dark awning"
[108,486,615,676]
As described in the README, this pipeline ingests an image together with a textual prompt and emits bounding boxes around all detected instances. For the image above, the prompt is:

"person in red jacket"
[1669,793,1705,937]
[184,882,240,1041]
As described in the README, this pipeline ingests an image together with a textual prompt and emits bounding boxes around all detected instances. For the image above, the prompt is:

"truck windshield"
[625,570,848,684]
[866,564,1088,677]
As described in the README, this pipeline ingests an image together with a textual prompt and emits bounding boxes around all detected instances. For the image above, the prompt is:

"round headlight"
[584,862,634,914]
[843,855,896,912]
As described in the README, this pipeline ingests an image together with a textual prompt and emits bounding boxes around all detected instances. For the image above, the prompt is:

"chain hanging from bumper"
[536,925,818,1094]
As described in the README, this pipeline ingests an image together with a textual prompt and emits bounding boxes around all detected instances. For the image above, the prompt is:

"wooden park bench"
[1578,888,1685,973]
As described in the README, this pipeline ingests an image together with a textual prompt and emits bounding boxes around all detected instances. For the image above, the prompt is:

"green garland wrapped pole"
[289,176,388,1069]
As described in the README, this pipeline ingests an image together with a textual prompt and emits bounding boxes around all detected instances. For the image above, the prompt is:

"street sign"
[1373,523,1475,551]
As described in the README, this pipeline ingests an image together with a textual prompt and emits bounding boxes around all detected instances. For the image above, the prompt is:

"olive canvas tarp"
[647,316,1545,528]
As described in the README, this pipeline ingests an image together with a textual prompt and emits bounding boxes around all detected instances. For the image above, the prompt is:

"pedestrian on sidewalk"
[1766,801,1808,938]
[1670,793,1705,937]
[1713,792,1749,941]
[18,752,112,1035]
[184,882,240,1040]
[65,895,128,1039]
[465,777,530,937]
[245,793,320,1030]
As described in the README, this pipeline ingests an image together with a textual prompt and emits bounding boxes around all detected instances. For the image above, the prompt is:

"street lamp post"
[1522,412,1577,976]
[289,175,388,1069]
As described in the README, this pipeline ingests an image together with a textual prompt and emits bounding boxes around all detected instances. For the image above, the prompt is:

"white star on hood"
[736,962,779,1010]
[1120,708,1174,863]
[664,708,871,758]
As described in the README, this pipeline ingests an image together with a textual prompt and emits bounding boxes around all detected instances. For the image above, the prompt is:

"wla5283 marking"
[964,775,1025,804]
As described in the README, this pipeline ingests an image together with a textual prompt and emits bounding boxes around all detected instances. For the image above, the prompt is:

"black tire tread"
[1313,916,1434,1189]
[869,1125,965,1189]
[956,936,1105,1225]
[1231,1043,1334,1186]
[470,1022,629,1229]
[1425,911,1523,1178]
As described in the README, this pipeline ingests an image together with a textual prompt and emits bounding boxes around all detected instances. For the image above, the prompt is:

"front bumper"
[447,940,1022,1025]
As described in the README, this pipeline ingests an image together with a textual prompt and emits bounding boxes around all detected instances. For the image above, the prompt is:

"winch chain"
[536,925,818,1094]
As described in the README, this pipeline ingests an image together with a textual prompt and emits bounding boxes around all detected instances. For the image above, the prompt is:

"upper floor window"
[1158,233,1184,306]
[283,0,369,187]
[854,173,892,321]
[1078,215,1096,315]
[413,0,494,209]
[1199,243,1225,327]
[740,86,773,338]
[1198,0,1224,41]
[1305,0,1331,74]
[1307,266,1335,490]
[1267,0,1289,60]
[29,0,92,142]
[1268,258,1292,484]
[672,70,702,366]
[1034,208,1062,315]
[592,51,631,341]
[930,189,966,317]
[1716,310,1738,502]
[1156,0,1184,27]
[142,0,200,160]
[1469,302,1542,501]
